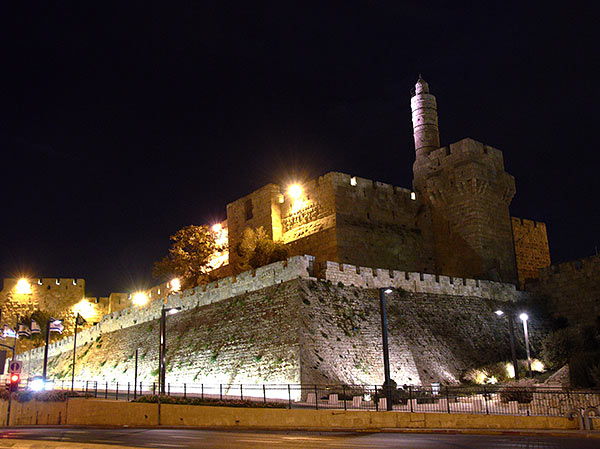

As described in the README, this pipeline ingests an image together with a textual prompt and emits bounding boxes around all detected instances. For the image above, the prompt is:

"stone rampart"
[527,254,600,326]
[320,261,523,301]
[23,255,315,363]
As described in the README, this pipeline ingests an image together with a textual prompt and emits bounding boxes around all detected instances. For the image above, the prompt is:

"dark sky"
[1,2,598,296]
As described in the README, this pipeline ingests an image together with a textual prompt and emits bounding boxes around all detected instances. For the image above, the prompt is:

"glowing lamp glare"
[519,313,529,322]
[132,292,149,306]
[15,278,32,294]
[170,278,181,292]
[288,184,303,200]
[494,310,504,316]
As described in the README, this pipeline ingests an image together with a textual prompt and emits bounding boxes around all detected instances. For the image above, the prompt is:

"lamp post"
[379,288,393,411]
[42,318,63,381]
[494,310,519,380]
[520,313,533,377]
[158,305,181,395]
[71,313,86,391]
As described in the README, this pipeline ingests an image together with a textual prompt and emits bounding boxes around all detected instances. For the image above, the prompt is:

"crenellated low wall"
[16,255,526,370]
[320,261,524,301]
[22,255,314,364]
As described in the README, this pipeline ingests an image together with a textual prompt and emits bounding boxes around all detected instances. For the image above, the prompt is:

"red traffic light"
[10,374,19,383]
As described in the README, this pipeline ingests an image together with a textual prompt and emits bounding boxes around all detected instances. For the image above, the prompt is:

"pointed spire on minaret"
[410,75,440,157]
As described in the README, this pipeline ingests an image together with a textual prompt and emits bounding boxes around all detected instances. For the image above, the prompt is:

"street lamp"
[494,309,519,381]
[520,313,533,377]
[379,287,393,411]
[158,305,181,395]
[42,318,63,381]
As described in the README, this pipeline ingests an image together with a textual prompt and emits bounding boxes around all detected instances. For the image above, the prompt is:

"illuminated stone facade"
[216,78,550,287]
[0,278,130,352]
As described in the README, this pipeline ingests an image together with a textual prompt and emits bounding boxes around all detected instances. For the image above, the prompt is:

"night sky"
[1,2,598,296]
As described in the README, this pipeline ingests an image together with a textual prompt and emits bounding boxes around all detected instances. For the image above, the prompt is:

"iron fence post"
[375,386,379,411]
[288,384,292,409]
[446,386,451,414]
[105,381,108,399]
[184,383,186,399]
[314,385,318,410]
[94,381,98,398]
[116,382,119,400]
[153,382,156,396]
[85,380,89,396]
[343,385,347,410]
[201,383,204,400]
[240,384,243,401]
[263,384,266,404]
[484,385,489,415]
[127,382,130,401]
[409,386,413,413]
[220,384,222,401]
[168,383,170,397]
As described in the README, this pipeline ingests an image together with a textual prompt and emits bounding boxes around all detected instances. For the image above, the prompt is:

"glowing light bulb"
[288,184,303,200]
[212,223,222,232]
[519,313,528,322]
[15,278,32,294]
[132,292,149,306]
[170,278,181,292]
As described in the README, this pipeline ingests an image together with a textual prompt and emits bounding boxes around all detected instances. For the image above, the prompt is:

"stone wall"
[512,217,551,287]
[21,255,314,367]
[0,278,88,351]
[526,255,600,327]
[15,256,537,388]
[19,276,538,390]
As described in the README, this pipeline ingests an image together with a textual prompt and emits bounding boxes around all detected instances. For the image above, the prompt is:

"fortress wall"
[527,255,600,327]
[511,217,551,287]
[22,256,314,365]
[0,278,88,352]
[320,261,523,301]
[22,278,544,389]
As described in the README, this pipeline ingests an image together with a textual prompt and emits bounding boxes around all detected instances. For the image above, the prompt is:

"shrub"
[498,379,535,403]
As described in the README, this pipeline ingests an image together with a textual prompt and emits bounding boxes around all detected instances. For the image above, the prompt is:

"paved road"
[0,428,598,448]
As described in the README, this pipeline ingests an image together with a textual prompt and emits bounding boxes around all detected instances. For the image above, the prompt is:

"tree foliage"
[153,225,219,290]
[235,226,290,272]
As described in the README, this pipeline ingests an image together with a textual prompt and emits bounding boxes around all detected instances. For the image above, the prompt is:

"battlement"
[422,138,505,169]
[24,255,315,362]
[2,278,85,292]
[320,261,523,301]
[325,172,416,200]
[537,254,600,280]
[511,217,547,230]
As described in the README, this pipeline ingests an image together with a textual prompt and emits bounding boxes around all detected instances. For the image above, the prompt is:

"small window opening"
[244,199,253,220]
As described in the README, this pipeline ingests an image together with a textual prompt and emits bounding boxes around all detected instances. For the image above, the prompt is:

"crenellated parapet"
[22,255,316,363]
[320,261,524,301]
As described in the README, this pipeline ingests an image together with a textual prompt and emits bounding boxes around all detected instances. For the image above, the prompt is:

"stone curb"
[2,425,599,439]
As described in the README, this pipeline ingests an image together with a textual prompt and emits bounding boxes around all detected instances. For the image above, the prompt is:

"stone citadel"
[3,77,597,388]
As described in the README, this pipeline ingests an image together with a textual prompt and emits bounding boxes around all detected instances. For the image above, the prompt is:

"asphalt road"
[0,428,598,448]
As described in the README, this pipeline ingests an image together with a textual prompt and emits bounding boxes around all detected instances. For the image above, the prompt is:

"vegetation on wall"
[153,225,221,289]
[234,227,289,272]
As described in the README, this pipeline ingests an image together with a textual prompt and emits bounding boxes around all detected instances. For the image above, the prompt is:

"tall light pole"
[520,313,533,377]
[159,305,181,395]
[379,288,393,411]
[42,318,63,381]
[71,313,86,391]
[494,310,519,380]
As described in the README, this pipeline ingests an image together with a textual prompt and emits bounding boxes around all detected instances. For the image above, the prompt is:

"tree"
[153,225,219,290]
[235,226,290,272]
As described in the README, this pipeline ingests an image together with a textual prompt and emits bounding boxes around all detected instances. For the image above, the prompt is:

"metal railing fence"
[13,378,600,417]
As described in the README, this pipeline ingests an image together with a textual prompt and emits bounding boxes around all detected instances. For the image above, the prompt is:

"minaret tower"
[411,75,440,158]
[410,76,518,284]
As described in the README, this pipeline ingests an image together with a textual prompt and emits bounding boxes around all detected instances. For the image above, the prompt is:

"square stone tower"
[411,77,518,283]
